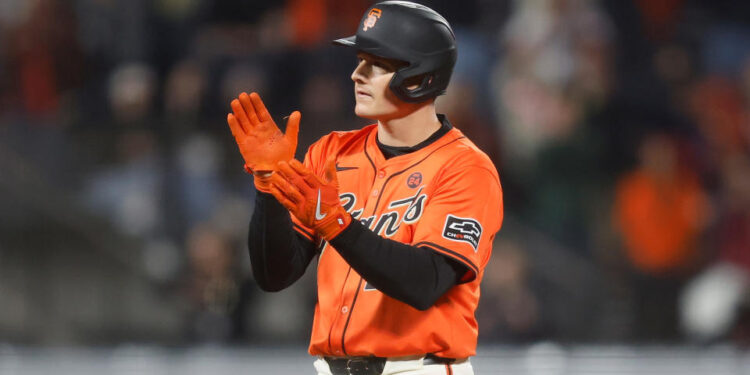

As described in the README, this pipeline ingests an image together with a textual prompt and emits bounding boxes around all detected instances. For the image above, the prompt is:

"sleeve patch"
[442,215,482,251]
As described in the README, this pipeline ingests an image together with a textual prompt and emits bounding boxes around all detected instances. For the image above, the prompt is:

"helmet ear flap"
[402,74,434,92]
[389,72,435,103]
[415,75,435,91]
[388,57,452,102]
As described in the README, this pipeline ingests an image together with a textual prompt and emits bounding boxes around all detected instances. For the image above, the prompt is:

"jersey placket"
[325,154,383,356]
[335,159,398,355]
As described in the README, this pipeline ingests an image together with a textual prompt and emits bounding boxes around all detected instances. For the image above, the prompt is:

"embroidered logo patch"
[363,8,382,31]
[442,215,482,251]
[406,172,422,188]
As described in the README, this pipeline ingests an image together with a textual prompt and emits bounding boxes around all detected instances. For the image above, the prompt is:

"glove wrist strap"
[246,164,276,193]
[315,206,352,241]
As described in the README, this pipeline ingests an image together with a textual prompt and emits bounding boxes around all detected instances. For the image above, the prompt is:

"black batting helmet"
[333,1,457,103]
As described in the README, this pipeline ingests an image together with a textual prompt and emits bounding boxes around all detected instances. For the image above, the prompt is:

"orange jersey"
[293,122,503,359]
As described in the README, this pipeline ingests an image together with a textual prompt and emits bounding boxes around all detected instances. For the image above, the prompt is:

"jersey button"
[372,189,378,197]
[377,170,385,178]
[341,306,349,314]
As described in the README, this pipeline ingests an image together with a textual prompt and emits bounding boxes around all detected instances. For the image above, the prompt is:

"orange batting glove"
[269,158,352,241]
[226,92,300,193]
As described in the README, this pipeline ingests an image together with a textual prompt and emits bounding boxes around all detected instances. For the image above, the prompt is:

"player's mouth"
[355,88,372,99]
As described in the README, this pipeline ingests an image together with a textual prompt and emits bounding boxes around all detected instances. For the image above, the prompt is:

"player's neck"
[376,103,441,147]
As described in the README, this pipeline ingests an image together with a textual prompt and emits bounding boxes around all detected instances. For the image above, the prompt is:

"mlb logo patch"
[442,215,482,251]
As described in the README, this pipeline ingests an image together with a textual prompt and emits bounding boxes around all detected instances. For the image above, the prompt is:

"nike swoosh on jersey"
[335,163,358,172]
[315,189,326,220]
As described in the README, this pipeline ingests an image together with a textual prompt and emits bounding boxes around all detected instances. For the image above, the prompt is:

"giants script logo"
[340,187,427,237]
[363,8,382,31]
[319,188,428,282]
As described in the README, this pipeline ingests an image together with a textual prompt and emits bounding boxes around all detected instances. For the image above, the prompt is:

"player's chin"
[354,103,378,120]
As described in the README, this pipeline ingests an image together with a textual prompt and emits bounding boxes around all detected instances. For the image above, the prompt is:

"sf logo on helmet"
[363,8,382,31]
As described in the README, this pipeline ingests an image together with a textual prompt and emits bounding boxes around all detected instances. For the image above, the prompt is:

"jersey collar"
[365,115,464,167]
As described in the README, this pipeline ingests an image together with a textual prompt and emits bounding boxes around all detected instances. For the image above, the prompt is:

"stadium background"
[0,0,749,373]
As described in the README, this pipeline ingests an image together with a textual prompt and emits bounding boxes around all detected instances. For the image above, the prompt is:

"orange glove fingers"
[249,92,272,122]
[238,92,261,125]
[230,98,253,133]
[271,159,351,240]
[268,184,298,212]
[286,159,324,188]
[284,111,301,149]
[268,169,306,204]
[267,171,305,208]
[277,161,316,192]
[226,113,244,138]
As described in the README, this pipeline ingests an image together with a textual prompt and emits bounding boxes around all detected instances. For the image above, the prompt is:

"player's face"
[351,52,411,120]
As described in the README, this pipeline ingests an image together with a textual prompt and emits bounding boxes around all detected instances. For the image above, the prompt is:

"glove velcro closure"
[247,165,275,193]
[315,206,352,241]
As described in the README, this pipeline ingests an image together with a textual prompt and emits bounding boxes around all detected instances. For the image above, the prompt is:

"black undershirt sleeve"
[248,192,318,292]
[329,219,467,311]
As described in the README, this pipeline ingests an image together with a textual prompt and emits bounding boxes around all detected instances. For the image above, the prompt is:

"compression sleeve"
[329,219,466,311]
[248,192,318,292]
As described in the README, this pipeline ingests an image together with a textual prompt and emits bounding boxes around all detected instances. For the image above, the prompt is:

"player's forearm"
[329,220,464,311]
[248,192,317,292]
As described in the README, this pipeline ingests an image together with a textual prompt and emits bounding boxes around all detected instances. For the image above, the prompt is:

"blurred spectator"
[632,0,685,42]
[680,262,748,343]
[285,0,368,49]
[5,0,84,118]
[680,154,750,342]
[174,133,225,231]
[74,0,151,62]
[183,223,243,342]
[107,62,157,125]
[477,238,543,342]
[218,62,269,117]
[613,132,710,341]
[83,62,163,237]
[83,128,164,237]
[296,72,352,156]
[164,59,208,134]
[439,78,502,167]
[716,155,750,275]
[493,0,614,239]
[687,77,749,161]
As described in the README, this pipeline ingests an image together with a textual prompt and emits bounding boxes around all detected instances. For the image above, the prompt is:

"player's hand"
[226,92,300,192]
[269,158,352,240]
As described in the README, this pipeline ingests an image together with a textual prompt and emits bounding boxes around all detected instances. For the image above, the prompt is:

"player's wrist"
[248,165,276,193]
[315,206,352,241]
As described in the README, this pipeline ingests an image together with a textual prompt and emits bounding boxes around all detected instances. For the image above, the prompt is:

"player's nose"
[351,60,368,83]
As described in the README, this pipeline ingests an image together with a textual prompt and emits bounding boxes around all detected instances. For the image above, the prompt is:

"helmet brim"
[332,35,357,47]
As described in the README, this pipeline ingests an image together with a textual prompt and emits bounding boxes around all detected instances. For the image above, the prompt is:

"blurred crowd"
[0,0,748,346]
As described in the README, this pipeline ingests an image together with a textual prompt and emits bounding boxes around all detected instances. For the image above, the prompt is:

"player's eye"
[373,60,395,72]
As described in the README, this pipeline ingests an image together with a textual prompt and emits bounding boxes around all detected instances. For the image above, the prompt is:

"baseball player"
[226,2,503,374]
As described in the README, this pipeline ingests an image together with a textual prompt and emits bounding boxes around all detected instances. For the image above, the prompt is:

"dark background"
[0,0,749,348]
